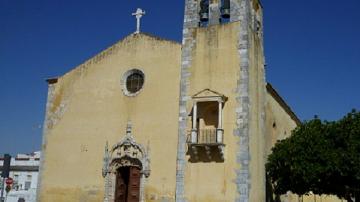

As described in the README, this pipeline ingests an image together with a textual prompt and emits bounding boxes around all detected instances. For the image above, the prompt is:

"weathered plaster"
[36,83,55,202]
[39,34,181,202]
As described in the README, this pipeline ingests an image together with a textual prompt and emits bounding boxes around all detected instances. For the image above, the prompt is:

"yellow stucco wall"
[183,22,240,202]
[248,23,267,202]
[38,34,181,202]
[265,91,298,155]
[182,18,267,201]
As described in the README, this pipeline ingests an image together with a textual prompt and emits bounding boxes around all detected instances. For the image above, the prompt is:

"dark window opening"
[18,198,25,202]
[126,72,144,94]
[199,0,209,26]
[24,181,31,190]
[220,0,230,23]
[195,102,219,144]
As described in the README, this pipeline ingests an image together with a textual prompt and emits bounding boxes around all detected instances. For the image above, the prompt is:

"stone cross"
[132,8,146,34]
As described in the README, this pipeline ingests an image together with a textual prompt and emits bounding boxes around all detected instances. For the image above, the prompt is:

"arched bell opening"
[220,0,230,19]
[199,0,210,22]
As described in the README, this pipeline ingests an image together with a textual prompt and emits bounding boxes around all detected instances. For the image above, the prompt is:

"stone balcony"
[187,128,225,161]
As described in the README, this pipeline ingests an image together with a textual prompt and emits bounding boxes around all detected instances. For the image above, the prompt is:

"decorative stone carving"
[218,145,225,160]
[192,88,228,102]
[205,146,211,159]
[102,141,110,178]
[102,122,150,202]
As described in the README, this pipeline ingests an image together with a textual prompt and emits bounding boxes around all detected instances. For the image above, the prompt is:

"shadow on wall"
[187,146,224,163]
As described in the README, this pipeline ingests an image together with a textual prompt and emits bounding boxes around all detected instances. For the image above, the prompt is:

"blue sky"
[0,0,359,155]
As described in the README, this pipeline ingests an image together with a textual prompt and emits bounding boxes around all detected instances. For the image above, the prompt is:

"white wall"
[0,152,40,202]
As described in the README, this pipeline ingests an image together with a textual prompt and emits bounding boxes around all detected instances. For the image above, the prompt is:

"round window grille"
[122,69,145,96]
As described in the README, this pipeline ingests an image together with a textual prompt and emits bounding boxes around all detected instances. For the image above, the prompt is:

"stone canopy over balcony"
[187,89,227,161]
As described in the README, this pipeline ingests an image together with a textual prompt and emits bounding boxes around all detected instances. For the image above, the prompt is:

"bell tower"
[176,0,266,201]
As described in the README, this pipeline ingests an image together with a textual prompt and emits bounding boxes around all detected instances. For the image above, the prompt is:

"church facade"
[37,0,341,202]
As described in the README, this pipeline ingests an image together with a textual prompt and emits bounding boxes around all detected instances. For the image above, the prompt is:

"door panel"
[127,167,141,202]
[115,171,127,202]
[115,167,141,202]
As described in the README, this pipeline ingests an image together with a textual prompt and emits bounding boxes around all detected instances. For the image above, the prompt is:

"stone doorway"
[103,122,150,202]
[115,166,141,202]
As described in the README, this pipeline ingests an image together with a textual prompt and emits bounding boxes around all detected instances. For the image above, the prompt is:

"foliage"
[5,185,11,193]
[266,110,360,201]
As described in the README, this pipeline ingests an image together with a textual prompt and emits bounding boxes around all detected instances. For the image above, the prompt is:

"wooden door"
[127,167,141,202]
[115,170,127,202]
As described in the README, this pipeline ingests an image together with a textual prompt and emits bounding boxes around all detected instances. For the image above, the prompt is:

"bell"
[199,0,209,22]
[200,12,209,22]
[221,0,230,18]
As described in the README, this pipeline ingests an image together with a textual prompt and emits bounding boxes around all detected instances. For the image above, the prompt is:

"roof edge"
[46,77,58,84]
[137,32,181,45]
[266,83,301,126]
[43,32,181,83]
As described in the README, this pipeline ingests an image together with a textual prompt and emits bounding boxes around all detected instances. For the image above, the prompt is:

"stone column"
[139,174,146,202]
[191,102,198,143]
[218,101,222,129]
[209,1,221,26]
[103,173,110,202]
[106,172,116,202]
[193,102,197,129]
[217,101,223,143]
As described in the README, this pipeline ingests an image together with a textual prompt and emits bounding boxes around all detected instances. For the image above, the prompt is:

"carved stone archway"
[102,122,150,202]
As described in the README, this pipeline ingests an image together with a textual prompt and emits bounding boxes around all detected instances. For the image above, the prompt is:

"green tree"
[266,110,360,202]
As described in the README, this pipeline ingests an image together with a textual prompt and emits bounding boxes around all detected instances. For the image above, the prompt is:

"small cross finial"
[132,8,146,34]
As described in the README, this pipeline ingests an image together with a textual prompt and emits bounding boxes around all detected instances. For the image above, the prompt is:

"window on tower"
[220,0,230,21]
[199,0,209,26]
